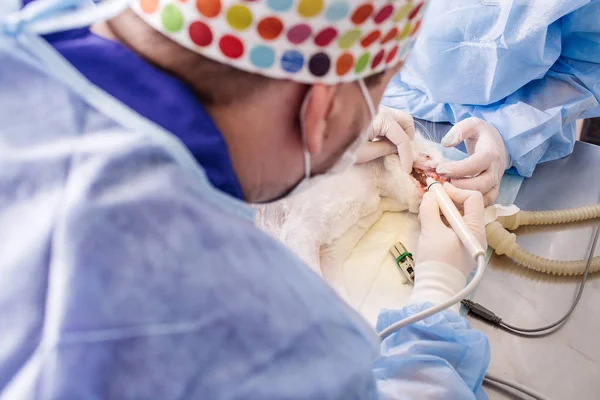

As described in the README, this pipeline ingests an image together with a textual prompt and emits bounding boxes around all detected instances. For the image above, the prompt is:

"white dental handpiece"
[425,177,486,259]
[379,178,488,339]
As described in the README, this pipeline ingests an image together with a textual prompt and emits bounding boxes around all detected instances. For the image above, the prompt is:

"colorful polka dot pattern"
[132,0,428,84]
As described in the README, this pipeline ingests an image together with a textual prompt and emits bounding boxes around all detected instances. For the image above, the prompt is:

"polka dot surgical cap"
[132,0,428,84]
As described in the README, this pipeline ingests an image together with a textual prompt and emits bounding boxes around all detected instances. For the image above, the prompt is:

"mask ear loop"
[357,78,377,120]
[299,89,313,180]
[300,80,372,181]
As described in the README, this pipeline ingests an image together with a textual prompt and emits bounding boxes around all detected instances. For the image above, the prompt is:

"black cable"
[462,224,600,337]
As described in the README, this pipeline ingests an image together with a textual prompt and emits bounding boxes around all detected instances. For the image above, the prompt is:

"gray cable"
[483,373,552,400]
[499,224,600,336]
[379,255,487,339]
[479,225,600,400]
[462,225,600,337]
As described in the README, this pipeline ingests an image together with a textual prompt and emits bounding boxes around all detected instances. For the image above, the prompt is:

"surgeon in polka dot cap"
[121,0,428,200]
[133,0,424,83]
[0,1,490,399]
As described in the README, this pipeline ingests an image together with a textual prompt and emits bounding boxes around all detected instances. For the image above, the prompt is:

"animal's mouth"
[411,168,448,194]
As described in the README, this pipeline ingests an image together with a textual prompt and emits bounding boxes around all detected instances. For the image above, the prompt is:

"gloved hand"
[435,117,510,206]
[416,183,487,276]
[356,106,414,172]
[408,183,487,311]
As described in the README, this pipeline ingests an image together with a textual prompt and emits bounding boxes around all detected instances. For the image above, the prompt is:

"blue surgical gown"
[383,0,600,177]
[0,7,489,399]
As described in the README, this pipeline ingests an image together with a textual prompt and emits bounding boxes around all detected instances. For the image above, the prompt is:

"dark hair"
[364,70,386,87]
[108,10,272,106]
[110,10,385,106]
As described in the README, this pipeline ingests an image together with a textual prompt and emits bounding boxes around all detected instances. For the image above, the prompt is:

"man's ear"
[303,84,338,155]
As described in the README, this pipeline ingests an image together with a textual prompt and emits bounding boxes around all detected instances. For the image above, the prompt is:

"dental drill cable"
[473,225,600,400]
[501,224,598,335]
[380,180,554,400]
[474,226,600,400]
[378,180,555,400]
[463,224,600,337]
[379,178,487,339]
[483,373,553,400]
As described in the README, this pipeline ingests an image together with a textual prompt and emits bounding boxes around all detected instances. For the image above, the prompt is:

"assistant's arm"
[373,185,490,399]
[383,1,600,178]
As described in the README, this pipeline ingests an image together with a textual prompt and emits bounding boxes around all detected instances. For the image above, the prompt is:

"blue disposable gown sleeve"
[373,303,491,399]
[383,0,600,177]
[3,133,382,399]
[0,36,486,399]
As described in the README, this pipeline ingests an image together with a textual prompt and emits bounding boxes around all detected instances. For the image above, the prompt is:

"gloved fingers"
[435,151,491,178]
[419,191,445,230]
[443,183,486,245]
[379,113,412,147]
[440,117,484,147]
[397,141,413,173]
[366,113,385,141]
[375,112,413,173]
[482,185,500,207]
[448,170,496,194]
[443,183,485,220]
[379,105,415,140]
[355,140,397,164]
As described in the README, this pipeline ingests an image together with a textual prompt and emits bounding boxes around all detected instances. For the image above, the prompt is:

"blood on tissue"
[411,168,448,194]
[411,153,448,194]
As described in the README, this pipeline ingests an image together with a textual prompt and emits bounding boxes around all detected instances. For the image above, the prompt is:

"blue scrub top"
[43,21,244,199]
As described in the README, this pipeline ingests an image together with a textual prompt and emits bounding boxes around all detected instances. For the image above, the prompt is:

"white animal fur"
[256,135,444,295]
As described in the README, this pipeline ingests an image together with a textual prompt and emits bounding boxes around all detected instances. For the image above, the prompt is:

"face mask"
[286,79,377,198]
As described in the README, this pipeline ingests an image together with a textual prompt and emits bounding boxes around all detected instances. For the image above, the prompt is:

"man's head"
[102,0,426,202]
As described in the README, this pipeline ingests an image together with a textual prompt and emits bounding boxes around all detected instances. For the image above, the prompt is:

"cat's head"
[380,132,448,213]
[409,133,448,192]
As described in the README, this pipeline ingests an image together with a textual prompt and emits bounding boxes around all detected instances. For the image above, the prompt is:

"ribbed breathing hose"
[486,204,600,276]
[496,205,600,230]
